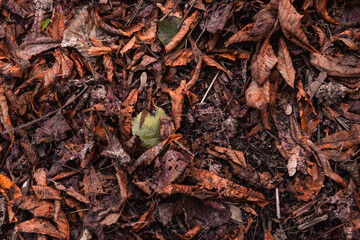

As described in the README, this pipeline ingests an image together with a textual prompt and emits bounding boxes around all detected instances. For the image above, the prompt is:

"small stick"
[173,140,195,157]
[276,188,281,219]
[199,71,220,104]
[177,0,197,29]
[1,86,88,135]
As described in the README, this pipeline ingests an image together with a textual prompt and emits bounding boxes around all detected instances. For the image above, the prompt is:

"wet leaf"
[41,18,50,29]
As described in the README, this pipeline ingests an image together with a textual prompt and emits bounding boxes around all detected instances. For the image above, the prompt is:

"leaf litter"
[0,0,360,239]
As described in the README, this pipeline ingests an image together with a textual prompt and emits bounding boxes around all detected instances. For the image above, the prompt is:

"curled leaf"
[245,80,270,110]
[277,37,295,88]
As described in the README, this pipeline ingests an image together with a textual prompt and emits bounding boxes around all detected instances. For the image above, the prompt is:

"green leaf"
[131,107,168,149]
[157,17,186,49]
[42,18,50,29]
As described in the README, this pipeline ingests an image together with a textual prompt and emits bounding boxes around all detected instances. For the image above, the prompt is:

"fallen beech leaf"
[158,17,186,49]
[165,11,198,52]
[132,134,182,171]
[207,146,246,167]
[34,168,47,186]
[251,38,277,86]
[103,55,114,82]
[245,80,270,110]
[167,80,186,130]
[15,218,63,239]
[0,77,13,138]
[297,81,320,136]
[120,89,139,141]
[49,11,65,40]
[317,124,360,150]
[132,203,155,232]
[277,37,295,88]
[178,225,202,239]
[149,150,188,192]
[14,196,54,218]
[225,23,261,46]
[202,55,232,77]
[88,47,112,56]
[32,185,61,200]
[82,166,104,195]
[164,49,194,66]
[53,182,90,204]
[278,0,317,52]
[315,0,338,25]
[310,52,360,77]
[132,107,169,149]
[120,36,137,55]
[0,174,22,200]
[191,168,268,206]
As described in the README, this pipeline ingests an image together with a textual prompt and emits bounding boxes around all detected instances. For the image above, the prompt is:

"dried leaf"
[120,89,139,141]
[277,37,295,88]
[88,47,112,56]
[178,225,202,239]
[14,196,54,218]
[0,174,22,200]
[132,203,155,232]
[225,23,261,46]
[245,80,270,110]
[0,76,13,136]
[32,185,61,200]
[53,182,90,204]
[251,38,278,86]
[264,228,274,240]
[49,11,65,40]
[103,55,114,82]
[310,52,360,77]
[207,146,247,167]
[205,3,233,33]
[165,11,198,52]
[315,0,338,25]
[278,0,317,52]
[164,49,194,66]
[82,166,104,195]
[167,80,186,130]
[202,55,232,77]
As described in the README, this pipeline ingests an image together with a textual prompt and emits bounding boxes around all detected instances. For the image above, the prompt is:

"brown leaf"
[191,168,268,206]
[278,0,317,52]
[0,76,13,137]
[277,37,296,88]
[264,228,274,240]
[119,89,139,141]
[207,146,247,167]
[164,49,194,66]
[82,166,104,195]
[225,23,261,46]
[14,196,54,218]
[49,11,66,40]
[165,11,198,52]
[88,47,112,56]
[178,225,202,239]
[15,218,63,239]
[202,54,232,77]
[245,80,270,110]
[317,124,360,150]
[310,52,360,77]
[251,38,278,86]
[315,0,338,25]
[32,185,61,200]
[103,55,114,82]
[205,3,233,33]
[132,203,155,232]
[0,174,22,200]
[53,182,90,204]
[167,80,186,130]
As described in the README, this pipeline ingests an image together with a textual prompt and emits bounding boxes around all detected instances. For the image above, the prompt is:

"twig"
[276,188,281,219]
[199,71,220,104]
[173,140,195,157]
[177,0,197,29]
[1,86,88,135]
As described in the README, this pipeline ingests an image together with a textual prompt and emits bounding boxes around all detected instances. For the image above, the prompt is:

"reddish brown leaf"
[277,37,295,88]
[164,49,194,66]
[167,80,186,130]
[251,38,277,86]
[225,23,261,46]
[178,225,202,239]
[310,52,360,77]
[103,55,114,82]
[278,0,317,52]
[264,228,274,240]
[119,89,139,141]
[165,11,198,52]
[32,185,61,200]
[49,11,66,40]
[202,54,232,77]
[0,174,22,200]
[207,146,247,167]
[132,203,155,232]
[315,0,338,25]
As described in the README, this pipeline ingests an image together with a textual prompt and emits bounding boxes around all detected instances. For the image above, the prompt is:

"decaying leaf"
[251,38,277,86]
[132,107,169,149]
[165,11,198,52]
[315,0,338,25]
[277,37,296,88]
[166,80,186,130]
[278,0,317,52]
[120,89,139,141]
[310,52,360,77]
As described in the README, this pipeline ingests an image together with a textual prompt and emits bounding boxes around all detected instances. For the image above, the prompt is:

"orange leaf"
[34,168,47,186]
[88,46,112,56]
[164,49,194,66]
[207,146,247,167]
[277,37,295,88]
[0,77,13,136]
[278,0,317,52]
[103,55,114,82]
[225,23,261,46]
[178,225,202,239]
[119,89,139,141]
[310,52,360,77]
[32,185,61,200]
[49,11,65,40]
[264,228,274,240]
[315,0,338,25]
[167,80,186,130]
[251,38,277,86]
[165,11,198,52]
[0,174,22,200]
[120,36,137,55]
[202,55,232,77]
[132,203,155,232]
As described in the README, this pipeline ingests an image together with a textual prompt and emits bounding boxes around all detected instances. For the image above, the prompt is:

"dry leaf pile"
[0,0,360,239]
